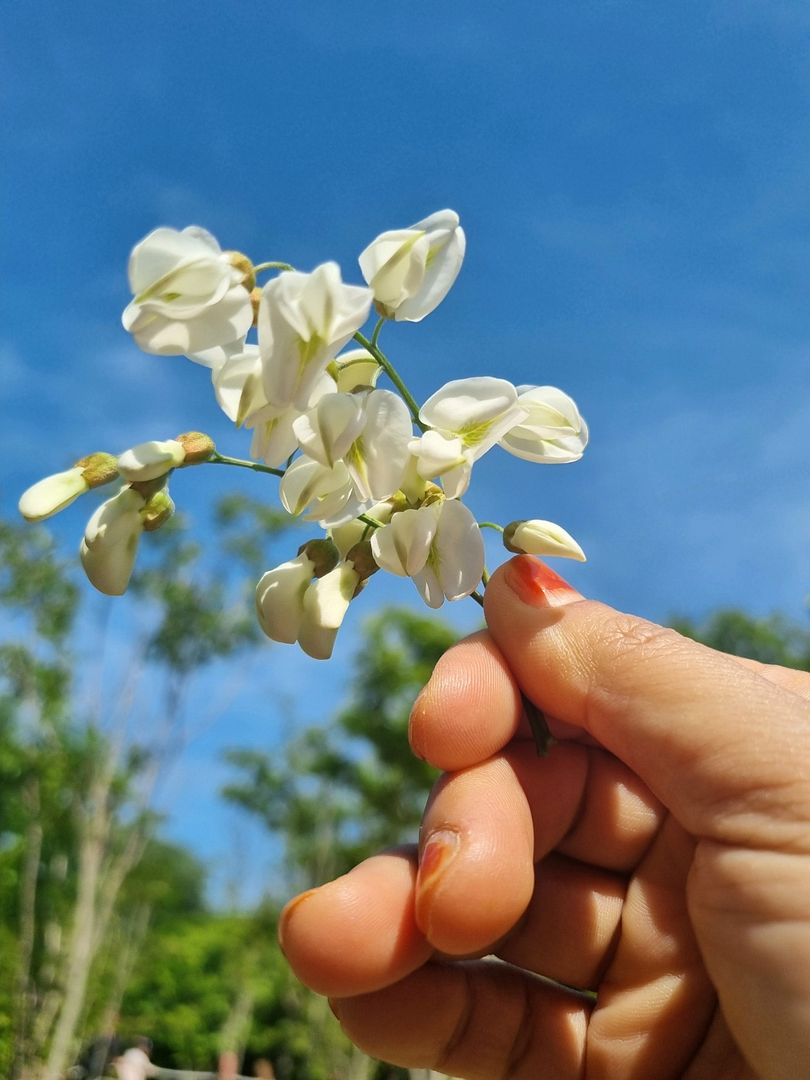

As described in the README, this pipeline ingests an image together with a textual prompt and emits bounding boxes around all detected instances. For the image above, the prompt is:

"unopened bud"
[141,490,175,532]
[503,519,586,562]
[298,538,340,578]
[175,431,216,464]
[345,540,379,584]
[75,452,119,489]
[225,250,256,291]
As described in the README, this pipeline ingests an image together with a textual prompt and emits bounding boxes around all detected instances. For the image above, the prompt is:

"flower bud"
[75,452,119,489]
[18,467,89,522]
[345,539,380,585]
[141,490,175,532]
[117,440,185,483]
[298,538,340,578]
[503,519,586,561]
[175,431,216,463]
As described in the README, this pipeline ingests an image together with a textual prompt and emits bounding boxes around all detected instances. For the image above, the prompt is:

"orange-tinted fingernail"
[414,825,460,920]
[504,555,581,607]
[278,887,318,949]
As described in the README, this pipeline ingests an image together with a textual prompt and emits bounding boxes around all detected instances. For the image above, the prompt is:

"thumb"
[484,555,810,847]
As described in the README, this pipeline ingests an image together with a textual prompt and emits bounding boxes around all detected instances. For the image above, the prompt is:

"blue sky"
[3,2,810,897]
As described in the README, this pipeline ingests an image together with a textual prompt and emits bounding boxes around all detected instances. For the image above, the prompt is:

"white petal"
[293,393,365,469]
[333,348,381,392]
[80,532,140,596]
[409,430,465,479]
[298,563,359,659]
[128,286,252,357]
[434,500,484,601]
[359,231,429,310]
[411,565,445,608]
[370,505,439,577]
[346,389,412,501]
[84,487,146,547]
[127,226,222,296]
[247,406,300,468]
[190,338,251,371]
[419,377,518,437]
[441,461,472,499]
[279,457,352,517]
[117,440,185,482]
[19,467,88,522]
[255,554,313,643]
[212,346,265,424]
[394,223,466,322]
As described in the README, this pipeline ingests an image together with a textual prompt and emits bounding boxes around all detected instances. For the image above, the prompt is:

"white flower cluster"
[19,210,588,659]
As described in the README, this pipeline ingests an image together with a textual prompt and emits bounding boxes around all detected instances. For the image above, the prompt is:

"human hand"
[279,556,810,1079]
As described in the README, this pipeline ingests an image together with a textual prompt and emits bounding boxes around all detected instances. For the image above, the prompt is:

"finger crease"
[502,977,535,1079]
[436,964,476,1074]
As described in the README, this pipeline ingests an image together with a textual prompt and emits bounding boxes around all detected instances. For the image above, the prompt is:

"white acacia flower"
[499,386,588,463]
[122,227,253,356]
[371,499,483,608]
[410,377,528,497]
[19,467,89,522]
[504,519,586,561]
[298,562,360,660]
[80,487,147,596]
[117,439,186,482]
[293,389,412,502]
[255,551,316,645]
[359,210,466,322]
[279,457,367,528]
[259,263,373,411]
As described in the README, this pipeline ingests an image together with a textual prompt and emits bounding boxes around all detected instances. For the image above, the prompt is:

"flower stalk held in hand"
[19,210,588,660]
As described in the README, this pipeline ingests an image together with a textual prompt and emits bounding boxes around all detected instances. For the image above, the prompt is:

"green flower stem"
[252,261,295,275]
[208,453,285,478]
[521,692,554,757]
[479,521,504,533]
[353,330,427,431]
[481,566,491,587]
[358,513,385,530]
[370,316,384,349]
[470,590,485,608]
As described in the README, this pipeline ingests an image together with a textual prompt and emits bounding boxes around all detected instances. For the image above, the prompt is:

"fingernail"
[278,887,318,949]
[504,555,582,607]
[414,825,460,920]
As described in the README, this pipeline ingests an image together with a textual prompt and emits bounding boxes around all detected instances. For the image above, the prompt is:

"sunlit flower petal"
[117,439,185,482]
[370,504,440,578]
[255,552,315,645]
[499,386,588,464]
[333,348,381,392]
[297,562,360,660]
[259,263,373,411]
[80,487,147,596]
[122,226,252,357]
[19,467,89,522]
[359,210,466,322]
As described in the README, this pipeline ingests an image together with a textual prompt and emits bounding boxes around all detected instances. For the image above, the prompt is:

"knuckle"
[595,611,684,672]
